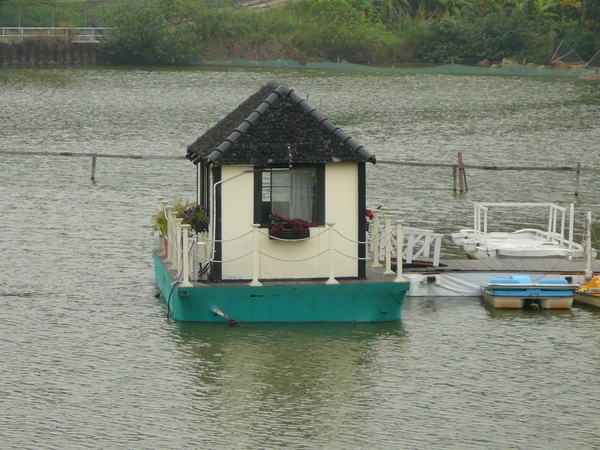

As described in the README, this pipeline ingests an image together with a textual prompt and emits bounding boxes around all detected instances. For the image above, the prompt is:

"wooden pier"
[431,258,600,274]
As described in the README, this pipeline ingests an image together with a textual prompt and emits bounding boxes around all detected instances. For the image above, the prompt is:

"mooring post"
[574,162,581,197]
[457,152,467,193]
[91,155,97,182]
[452,165,458,192]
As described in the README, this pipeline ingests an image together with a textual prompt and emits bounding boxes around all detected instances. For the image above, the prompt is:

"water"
[1,66,600,449]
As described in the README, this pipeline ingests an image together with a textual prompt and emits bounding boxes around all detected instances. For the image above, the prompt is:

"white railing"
[0,27,112,42]
[472,202,567,243]
[370,211,443,267]
[155,198,444,287]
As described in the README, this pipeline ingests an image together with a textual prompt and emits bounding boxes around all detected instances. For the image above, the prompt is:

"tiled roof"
[186,81,376,165]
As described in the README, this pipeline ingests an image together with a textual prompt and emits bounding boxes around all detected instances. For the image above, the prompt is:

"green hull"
[153,252,408,323]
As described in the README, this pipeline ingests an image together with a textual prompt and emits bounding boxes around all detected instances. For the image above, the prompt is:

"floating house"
[153,81,409,323]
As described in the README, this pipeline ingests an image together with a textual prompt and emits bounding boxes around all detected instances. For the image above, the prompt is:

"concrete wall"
[0,41,100,65]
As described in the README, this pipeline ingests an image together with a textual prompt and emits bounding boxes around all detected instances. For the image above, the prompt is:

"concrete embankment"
[0,41,100,65]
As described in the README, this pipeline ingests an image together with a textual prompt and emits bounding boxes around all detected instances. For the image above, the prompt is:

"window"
[255,165,325,227]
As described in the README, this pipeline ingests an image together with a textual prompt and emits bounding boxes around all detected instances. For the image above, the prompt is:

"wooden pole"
[453,165,457,192]
[457,152,467,193]
[91,155,97,182]
[575,162,581,196]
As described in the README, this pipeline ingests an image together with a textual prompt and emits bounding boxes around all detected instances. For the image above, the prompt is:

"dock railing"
[156,198,443,287]
[370,211,442,268]
[472,202,568,244]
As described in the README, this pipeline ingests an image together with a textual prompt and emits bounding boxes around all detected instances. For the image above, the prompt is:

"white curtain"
[290,169,315,221]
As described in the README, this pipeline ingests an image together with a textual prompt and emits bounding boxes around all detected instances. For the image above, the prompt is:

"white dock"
[403,258,600,297]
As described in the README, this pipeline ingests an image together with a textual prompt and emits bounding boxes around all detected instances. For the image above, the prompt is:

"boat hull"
[482,291,573,309]
[480,275,576,309]
[574,291,600,308]
[573,276,600,308]
[154,252,408,323]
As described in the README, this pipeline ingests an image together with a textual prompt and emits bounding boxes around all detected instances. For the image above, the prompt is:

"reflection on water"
[168,322,409,448]
[2,67,600,449]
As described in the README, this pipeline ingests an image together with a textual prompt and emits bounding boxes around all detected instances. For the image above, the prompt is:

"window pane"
[272,170,291,218]
[260,167,319,225]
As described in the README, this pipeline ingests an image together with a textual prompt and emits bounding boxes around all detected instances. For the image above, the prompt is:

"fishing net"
[585,50,600,68]
[196,59,598,78]
[551,39,585,65]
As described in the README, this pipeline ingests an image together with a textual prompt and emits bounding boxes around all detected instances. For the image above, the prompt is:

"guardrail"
[0,27,112,42]
[156,198,443,287]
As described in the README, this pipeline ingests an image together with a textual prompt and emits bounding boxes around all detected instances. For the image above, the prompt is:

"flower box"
[268,228,310,240]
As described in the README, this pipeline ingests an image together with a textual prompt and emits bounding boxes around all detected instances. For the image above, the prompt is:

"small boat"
[573,211,600,308]
[574,276,600,308]
[153,81,409,324]
[481,275,578,309]
[451,202,588,259]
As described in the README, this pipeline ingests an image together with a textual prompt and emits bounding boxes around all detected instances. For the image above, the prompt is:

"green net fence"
[194,59,599,78]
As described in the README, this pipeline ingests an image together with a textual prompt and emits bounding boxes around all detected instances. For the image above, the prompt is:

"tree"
[99,0,202,65]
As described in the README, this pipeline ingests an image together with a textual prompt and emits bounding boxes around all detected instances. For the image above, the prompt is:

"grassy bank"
[2,0,600,66]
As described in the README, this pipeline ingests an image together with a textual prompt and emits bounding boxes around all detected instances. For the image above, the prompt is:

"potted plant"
[290,218,311,230]
[151,210,168,237]
[181,204,208,233]
[269,212,286,231]
[152,198,207,237]
[268,215,311,240]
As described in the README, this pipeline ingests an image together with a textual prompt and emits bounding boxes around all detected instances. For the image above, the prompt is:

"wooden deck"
[412,257,600,274]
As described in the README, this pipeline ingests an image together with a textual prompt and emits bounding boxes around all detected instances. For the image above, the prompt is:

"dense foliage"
[2,0,600,65]
[99,1,202,64]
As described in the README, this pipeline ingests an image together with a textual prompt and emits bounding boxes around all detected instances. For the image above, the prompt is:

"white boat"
[451,202,588,259]
[481,275,578,309]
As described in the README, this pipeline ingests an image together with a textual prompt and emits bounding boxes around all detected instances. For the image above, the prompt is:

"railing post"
[395,221,406,282]
[173,218,183,274]
[180,224,192,287]
[249,224,263,287]
[371,211,382,267]
[405,233,415,264]
[432,234,442,267]
[326,222,339,285]
[568,203,574,258]
[156,197,165,254]
[586,211,593,280]
[164,205,174,264]
[384,215,394,274]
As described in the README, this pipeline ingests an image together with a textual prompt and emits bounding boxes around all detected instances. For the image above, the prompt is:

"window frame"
[253,164,325,228]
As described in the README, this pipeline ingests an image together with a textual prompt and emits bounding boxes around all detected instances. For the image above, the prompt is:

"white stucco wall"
[219,165,255,279]
[218,164,359,280]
